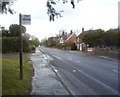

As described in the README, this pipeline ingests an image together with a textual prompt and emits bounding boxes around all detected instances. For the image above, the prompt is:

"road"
[38,46,119,95]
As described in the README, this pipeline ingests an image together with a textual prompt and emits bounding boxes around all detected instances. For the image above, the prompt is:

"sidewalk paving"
[98,55,119,62]
[30,48,69,95]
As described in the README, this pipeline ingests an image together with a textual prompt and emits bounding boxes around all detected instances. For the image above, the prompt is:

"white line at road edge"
[52,55,118,95]
[112,70,120,73]
[43,54,48,60]
[61,58,118,95]
[52,54,62,60]
[53,56,119,95]
[74,67,118,95]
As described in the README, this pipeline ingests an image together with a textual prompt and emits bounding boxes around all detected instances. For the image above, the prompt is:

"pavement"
[98,55,118,61]
[30,48,69,95]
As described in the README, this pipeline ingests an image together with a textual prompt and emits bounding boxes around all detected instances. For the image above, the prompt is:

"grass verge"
[2,57,33,95]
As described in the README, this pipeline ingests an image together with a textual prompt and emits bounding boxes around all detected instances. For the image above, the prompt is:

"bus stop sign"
[21,15,31,25]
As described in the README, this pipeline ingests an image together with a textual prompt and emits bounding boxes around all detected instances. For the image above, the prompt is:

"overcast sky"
[0,0,119,41]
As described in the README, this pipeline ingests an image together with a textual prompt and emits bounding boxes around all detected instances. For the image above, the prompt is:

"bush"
[71,43,77,50]
[2,37,36,53]
[2,37,19,53]
[27,46,35,52]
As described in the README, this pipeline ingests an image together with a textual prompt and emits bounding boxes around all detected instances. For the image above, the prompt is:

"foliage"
[0,0,15,14]
[9,24,26,37]
[1,0,81,21]
[46,37,58,47]
[2,57,33,95]
[30,36,40,47]
[2,23,40,53]
[2,37,19,53]
[71,43,77,50]
[103,29,119,48]
[46,0,81,21]
[83,29,104,47]
[2,29,10,37]
[82,29,119,48]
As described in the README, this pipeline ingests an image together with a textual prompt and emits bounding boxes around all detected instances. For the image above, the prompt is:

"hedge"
[2,37,19,53]
[2,37,35,53]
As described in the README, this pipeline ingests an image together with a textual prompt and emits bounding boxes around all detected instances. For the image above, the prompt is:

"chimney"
[62,31,65,36]
[70,30,73,35]
[82,28,84,32]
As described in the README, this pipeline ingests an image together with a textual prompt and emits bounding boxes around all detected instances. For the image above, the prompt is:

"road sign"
[21,15,31,25]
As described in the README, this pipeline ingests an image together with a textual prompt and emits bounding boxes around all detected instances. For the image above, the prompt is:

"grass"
[2,57,33,95]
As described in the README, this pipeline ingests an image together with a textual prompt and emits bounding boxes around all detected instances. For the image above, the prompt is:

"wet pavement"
[30,48,69,95]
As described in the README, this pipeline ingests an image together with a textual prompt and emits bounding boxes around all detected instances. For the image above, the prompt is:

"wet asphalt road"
[39,46,119,95]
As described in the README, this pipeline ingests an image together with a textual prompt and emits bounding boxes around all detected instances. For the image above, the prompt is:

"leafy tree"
[83,29,104,47]
[22,33,31,52]
[47,37,58,47]
[30,36,40,47]
[22,33,31,40]
[1,0,82,21]
[0,0,15,14]
[46,0,82,21]
[82,29,119,49]
[103,29,119,48]
[2,29,10,37]
[9,24,26,37]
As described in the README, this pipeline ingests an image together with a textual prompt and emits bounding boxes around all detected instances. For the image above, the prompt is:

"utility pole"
[19,13,23,80]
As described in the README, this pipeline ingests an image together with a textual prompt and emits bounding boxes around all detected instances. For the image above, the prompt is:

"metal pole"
[19,13,23,80]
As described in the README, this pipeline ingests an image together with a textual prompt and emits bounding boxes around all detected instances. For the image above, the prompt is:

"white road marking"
[69,64,118,95]
[69,58,81,63]
[112,70,120,73]
[72,70,76,72]
[77,69,118,95]
[43,54,47,60]
[54,69,58,72]
[52,54,62,60]
[69,58,73,61]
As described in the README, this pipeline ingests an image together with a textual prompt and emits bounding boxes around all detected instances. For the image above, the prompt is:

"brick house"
[76,28,87,51]
[60,30,77,44]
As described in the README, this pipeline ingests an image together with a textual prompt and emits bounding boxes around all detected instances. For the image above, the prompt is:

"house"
[65,33,76,44]
[76,28,87,51]
[59,30,77,50]
[59,31,68,44]
[60,30,77,44]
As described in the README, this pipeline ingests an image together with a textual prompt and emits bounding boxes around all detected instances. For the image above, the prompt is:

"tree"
[22,33,31,52]
[30,36,40,47]
[9,24,26,37]
[103,29,119,48]
[83,29,105,47]
[0,0,15,14]
[2,29,10,37]
[46,0,82,21]
[0,0,82,21]
[82,29,119,49]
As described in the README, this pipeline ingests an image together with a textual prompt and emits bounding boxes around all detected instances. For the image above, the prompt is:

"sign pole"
[19,13,23,80]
